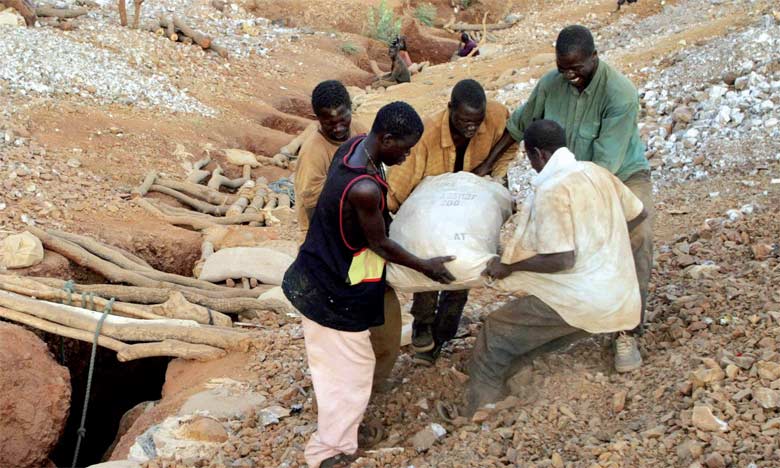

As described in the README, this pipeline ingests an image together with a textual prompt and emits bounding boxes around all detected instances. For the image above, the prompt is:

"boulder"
[401,19,459,64]
[0,323,71,468]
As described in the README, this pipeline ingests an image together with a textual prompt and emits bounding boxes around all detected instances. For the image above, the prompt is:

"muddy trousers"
[466,296,589,414]
[410,289,469,347]
[369,288,402,385]
[624,170,654,331]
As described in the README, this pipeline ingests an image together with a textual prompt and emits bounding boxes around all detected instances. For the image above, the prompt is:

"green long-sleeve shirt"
[506,60,649,181]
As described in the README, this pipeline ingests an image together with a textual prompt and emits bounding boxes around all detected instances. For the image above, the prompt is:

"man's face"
[524,142,546,173]
[556,49,598,92]
[316,104,352,142]
[379,133,420,166]
[449,102,485,139]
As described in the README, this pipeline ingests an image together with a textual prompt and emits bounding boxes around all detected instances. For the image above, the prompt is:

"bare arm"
[349,180,455,284]
[482,251,575,279]
[472,128,516,177]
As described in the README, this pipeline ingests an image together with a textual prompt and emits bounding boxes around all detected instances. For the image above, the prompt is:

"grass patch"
[366,0,402,44]
[340,42,362,55]
[414,3,437,27]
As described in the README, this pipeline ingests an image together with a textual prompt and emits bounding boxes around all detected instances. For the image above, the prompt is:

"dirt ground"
[2,0,780,466]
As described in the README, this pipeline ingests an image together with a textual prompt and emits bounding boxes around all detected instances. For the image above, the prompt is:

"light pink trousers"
[301,316,375,468]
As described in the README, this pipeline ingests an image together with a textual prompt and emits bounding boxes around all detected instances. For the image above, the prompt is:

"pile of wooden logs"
[147,14,228,58]
[24,227,291,316]
[0,275,256,362]
[134,156,293,231]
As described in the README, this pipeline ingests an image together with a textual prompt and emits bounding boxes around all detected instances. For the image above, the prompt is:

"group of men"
[283,24,653,468]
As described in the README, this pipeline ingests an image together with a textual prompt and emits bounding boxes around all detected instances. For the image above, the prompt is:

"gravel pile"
[638,16,780,184]
[0,26,215,115]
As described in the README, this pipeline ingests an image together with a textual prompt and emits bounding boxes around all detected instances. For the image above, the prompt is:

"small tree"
[366,0,402,44]
[414,3,437,27]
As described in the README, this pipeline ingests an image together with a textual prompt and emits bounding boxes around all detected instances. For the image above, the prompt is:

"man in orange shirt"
[293,80,401,391]
[387,79,516,365]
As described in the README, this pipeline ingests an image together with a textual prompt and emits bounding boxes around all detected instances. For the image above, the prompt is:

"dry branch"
[36,5,87,17]
[131,0,142,28]
[156,177,235,205]
[134,170,157,196]
[447,18,519,32]
[46,229,153,271]
[149,184,229,215]
[137,198,265,230]
[159,15,178,41]
[209,42,229,58]
[118,0,127,25]
[0,290,253,350]
[118,340,226,362]
[207,167,249,190]
[173,15,212,48]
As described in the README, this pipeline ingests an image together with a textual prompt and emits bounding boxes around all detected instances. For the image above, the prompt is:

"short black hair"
[371,101,424,138]
[461,32,470,43]
[524,120,566,153]
[555,25,595,57]
[451,79,486,110]
[311,80,351,114]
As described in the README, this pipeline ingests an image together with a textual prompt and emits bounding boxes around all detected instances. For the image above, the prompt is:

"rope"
[269,177,295,206]
[71,298,115,468]
[59,280,76,365]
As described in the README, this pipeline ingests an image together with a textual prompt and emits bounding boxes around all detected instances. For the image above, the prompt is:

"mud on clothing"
[283,136,391,332]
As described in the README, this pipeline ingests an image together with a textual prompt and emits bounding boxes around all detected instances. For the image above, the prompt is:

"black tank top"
[282,136,390,332]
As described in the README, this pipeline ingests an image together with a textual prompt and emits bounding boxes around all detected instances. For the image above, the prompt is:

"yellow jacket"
[387,100,515,211]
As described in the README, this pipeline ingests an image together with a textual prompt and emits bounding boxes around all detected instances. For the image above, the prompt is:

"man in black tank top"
[283,102,455,468]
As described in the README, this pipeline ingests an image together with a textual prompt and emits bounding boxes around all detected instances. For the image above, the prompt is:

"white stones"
[752,387,780,409]
[709,85,728,101]
[765,118,778,128]
[716,106,731,125]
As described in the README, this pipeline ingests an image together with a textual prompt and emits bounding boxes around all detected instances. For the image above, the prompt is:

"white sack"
[198,247,294,285]
[387,172,512,292]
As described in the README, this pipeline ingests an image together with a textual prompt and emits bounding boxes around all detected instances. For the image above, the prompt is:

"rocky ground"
[2,0,780,467]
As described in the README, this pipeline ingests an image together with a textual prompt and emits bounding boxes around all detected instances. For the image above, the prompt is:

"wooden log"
[180,35,193,46]
[30,277,273,314]
[0,305,127,351]
[134,170,157,196]
[156,177,235,205]
[173,15,212,48]
[187,169,210,184]
[225,180,254,217]
[131,0,142,29]
[118,0,127,26]
[447,18,520,32]
[0,275,163,320]
[159,15,177,41]
[137,198,265,230]
[118,340,226,362]
[46,229,153,272]
[149,184,229,215]
[208,42,229,59]
[207,167,249,190]
[36,5,88,17]
[149,290,232,327]
[28,226,247,294]
[0,290,253,350]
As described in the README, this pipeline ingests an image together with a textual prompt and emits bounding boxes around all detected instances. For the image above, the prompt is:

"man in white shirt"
[465,119,647,414]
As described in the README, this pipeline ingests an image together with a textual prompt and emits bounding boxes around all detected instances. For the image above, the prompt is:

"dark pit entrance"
[43,334,170,467]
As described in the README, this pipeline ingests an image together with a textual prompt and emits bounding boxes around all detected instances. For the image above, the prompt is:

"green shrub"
[460,0,472,8]
[414,3,437,27]
[366,0,402,44]
[340,42,362,55]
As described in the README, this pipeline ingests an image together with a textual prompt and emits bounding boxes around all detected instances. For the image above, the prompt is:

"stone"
[691,367,725,388]
[613,389,627,413]
[87,461,142,468]
[761,418,780,431]
[725,364,740,379]
[704,452,726,468]
[756,361,780,381]
[179,385,267,419]
[528,53,555,67]
[412,423,446,452]
[551,452,564,468]
[180,416,229,443]
[722,71,739,86]
[692,405,728,432]
[677,440,704,461]
[673,105,694,124]
[734,76,749,90]
[752,387,780,409]
[0,323,71,468]
[685,264,720,279]
[0,231,44,268]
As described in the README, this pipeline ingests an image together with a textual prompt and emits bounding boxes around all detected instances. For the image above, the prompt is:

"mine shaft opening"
[45,333,170,467]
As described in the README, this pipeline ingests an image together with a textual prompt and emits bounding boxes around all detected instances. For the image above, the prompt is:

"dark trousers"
[410,289,469,346]
[466,296,589,413]
[624,170,654,331]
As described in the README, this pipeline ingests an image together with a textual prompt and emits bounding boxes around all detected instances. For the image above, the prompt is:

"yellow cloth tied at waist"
[348,248,386,285]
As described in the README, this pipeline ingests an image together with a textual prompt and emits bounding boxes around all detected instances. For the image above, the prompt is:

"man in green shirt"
[478,25,652,373]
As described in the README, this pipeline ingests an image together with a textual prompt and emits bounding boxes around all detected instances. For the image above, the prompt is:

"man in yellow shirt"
[387,79,516,365]
[295,80,368,234]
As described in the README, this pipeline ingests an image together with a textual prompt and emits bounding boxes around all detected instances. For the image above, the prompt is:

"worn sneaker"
[412,322,434,353]
[614,333,642,373]
[412,344,442,367]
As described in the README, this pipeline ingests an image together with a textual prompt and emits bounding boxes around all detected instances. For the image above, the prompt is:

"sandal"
[357,420,385,449]
[435,400,460,423]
